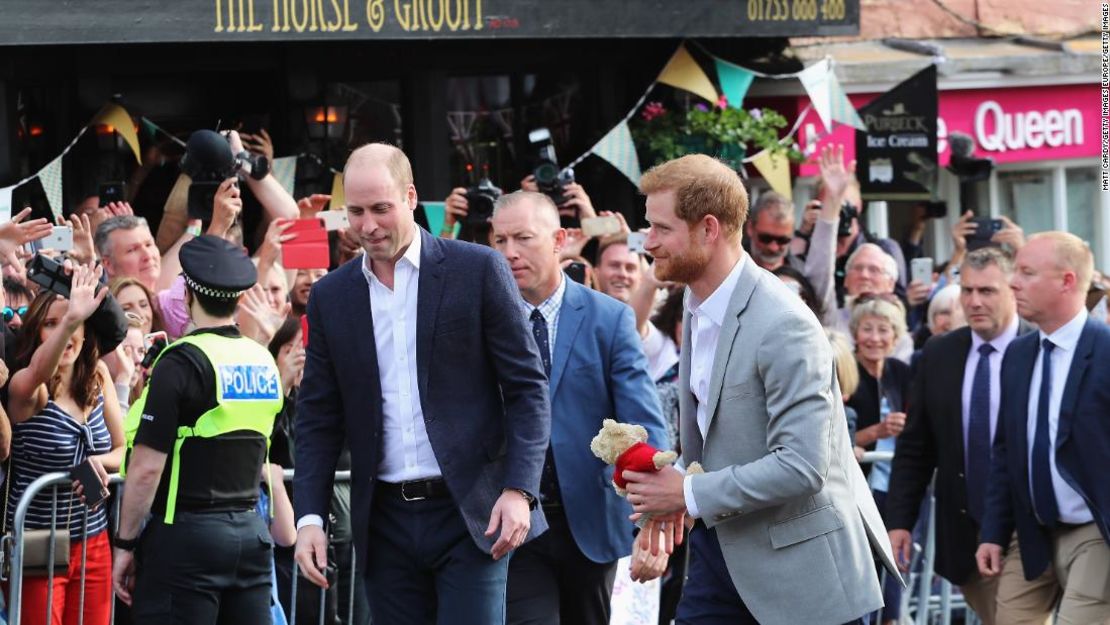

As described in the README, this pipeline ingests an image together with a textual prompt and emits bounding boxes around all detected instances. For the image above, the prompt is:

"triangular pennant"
[714,59,755,110]
[93,104,142,165]
[798,59,834,133]
[749,150,792,200]
[271,156,297,196]
[141,117,159,140]
[0,186,12,223]
[39,155,65,219]
[827,70,865,131]
[330,172,345,210]
[591,120,642,186]
[657,45,719,104]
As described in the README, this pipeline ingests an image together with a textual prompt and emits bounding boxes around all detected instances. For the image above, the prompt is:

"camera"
[464,177,504,225]
[180,129,270,220]
[837,202,858,238]
[528,128,574,207]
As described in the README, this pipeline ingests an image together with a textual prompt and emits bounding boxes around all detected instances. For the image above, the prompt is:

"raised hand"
[240,128,275,162]
[0,207,53,259]
[818,144,853,207]
[258,218,297,268]
[63,264,108,326]
[297,194,331,218]
[208,179,242,239]
[67,213,96,265]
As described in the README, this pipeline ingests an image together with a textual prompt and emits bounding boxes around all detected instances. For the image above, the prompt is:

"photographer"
[7,264,126,625]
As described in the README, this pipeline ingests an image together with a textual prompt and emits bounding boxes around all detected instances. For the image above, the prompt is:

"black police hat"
[180,235,257,299]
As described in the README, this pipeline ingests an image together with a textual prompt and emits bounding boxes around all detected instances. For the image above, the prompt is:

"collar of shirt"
[520,272,566,324]
[360,225,423,286]
[1040,307,1088,352]
[685,254,746,327]
[970,313,1020,354]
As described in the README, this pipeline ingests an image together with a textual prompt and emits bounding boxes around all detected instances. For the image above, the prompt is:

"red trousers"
[16,530,113,625]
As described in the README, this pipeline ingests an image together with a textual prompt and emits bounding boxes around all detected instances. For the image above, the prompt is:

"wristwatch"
[509,488,537,510]
[114,535,140,552]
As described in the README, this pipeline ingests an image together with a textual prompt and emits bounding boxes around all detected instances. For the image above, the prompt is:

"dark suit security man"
[112,235,283,624]
[293,144,551,625]
[978,232,1110,624]
[886,246,1044,625]
[490,191,669,625]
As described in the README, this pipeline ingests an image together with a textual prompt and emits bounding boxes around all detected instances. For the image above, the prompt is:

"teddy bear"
[589,419,701,497]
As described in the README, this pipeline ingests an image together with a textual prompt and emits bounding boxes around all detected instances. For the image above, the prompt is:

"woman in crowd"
[109,276,164,336]
[6,265,125,625]
[773,265,825,322]
[846,294,911,625]
[826,329,863,459]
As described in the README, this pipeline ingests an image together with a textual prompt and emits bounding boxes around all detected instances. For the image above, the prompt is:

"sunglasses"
[755,233,792,247]
[2,306,27,322]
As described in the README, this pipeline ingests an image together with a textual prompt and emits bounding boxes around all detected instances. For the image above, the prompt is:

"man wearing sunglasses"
[744,192,804,273]
[2,276,32,331]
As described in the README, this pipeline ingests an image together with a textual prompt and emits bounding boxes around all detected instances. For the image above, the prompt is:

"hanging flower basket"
[631,96,804,171]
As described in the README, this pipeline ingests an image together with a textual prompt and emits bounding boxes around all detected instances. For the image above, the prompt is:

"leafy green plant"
[630,98,804,169]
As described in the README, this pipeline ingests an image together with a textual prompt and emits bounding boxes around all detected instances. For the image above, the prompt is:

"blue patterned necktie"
[531,307,560,505]
[965,343,994,523]
[1031,338,1058,527]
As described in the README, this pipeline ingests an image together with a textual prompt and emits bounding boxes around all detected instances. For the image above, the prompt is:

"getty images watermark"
[1102,3,1109,190]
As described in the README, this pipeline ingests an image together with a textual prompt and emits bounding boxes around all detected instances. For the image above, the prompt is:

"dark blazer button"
[960,508,967,515]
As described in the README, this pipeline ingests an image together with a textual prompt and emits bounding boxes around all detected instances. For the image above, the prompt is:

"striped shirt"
[6,398,111,540]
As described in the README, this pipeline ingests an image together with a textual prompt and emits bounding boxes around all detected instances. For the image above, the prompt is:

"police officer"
[111,235,284,624]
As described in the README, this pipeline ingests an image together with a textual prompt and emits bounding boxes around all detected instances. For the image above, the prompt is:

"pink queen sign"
[794,83,1101,178]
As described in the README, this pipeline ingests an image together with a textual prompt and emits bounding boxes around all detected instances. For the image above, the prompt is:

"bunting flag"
[0,186,12,223]
[141,117,159,140]
[94,104,142,164]
[657,45,719,104]
[798,59,835,133]
[271,156,297,196]
[714,59,755,109]
[749,150,792,200]
[39,155,65,219]
[590,120,642,186]
[827,69,865,131]
[329,172,345,210]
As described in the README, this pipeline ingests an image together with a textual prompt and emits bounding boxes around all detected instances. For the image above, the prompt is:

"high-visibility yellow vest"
[123,332,283,524]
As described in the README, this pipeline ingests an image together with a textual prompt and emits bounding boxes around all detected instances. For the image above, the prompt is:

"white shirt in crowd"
[682,254,746,519]
[1026,308,1093,525]
[299,227,437,530]
[641,323,679,383]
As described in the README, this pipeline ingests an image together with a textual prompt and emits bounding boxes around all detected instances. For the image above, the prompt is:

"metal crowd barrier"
[4,470,357,625]
[4,459,987,625]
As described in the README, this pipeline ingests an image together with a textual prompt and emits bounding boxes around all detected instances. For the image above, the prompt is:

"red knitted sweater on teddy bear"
[612,442,660,489]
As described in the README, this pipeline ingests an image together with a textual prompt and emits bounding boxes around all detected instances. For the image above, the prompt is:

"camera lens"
[533,162,559,186]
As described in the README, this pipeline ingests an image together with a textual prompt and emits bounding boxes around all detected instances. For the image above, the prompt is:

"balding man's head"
[344,143,414,196]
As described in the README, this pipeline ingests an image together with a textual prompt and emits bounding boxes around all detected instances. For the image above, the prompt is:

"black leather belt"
[378,478,450,502]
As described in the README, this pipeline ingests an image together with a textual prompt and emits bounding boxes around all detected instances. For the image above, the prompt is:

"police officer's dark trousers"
[131,510,273,625]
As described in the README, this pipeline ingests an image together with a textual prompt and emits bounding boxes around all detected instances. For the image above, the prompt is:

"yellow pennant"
[750,150,792,200]
[93,104,142,165]
[330,172,345,210]
[657,44,719,104]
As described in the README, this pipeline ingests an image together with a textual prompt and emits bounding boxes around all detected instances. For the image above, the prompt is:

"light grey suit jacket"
[681,258,900,625]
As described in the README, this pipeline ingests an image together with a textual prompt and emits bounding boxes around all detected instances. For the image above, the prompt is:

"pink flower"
[641,101,666,122]
[717,94,730,110]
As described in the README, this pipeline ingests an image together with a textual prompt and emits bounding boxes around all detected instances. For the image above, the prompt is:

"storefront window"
[997,169,1053,235]
[1066,166,1099,260]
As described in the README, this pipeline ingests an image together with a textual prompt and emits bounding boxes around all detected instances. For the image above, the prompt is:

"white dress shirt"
[961,315,1020,465]
[298,227,438,531]
[682,255,747,519]
[642,323,680,383]
[1026,308,1093,525]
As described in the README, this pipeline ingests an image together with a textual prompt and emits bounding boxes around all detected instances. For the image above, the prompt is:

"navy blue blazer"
[547,280,667,563]
[981,317,1110,580]
[294,229,552,566]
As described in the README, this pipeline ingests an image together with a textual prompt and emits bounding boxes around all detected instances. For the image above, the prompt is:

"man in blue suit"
[490,191,668,625]
[293,144,552,625]
[977,232,1110,623]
